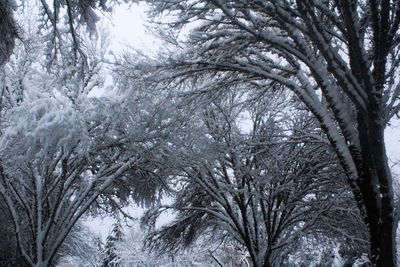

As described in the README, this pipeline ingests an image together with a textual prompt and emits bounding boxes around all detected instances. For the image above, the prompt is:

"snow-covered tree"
[101,221,124,267]
[52,222,101,266]
[0,197,27,267]
[142,1,400,265]
[113,226,249,267]
[0,91,136,267]
[0,25,174,267]
[142,89,366,267]
[0,0,134,66]
[0,198,101,267]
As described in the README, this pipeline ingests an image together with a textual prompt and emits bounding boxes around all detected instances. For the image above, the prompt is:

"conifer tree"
[102,221,124,267]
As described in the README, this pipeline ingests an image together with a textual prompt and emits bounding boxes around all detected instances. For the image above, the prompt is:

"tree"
[55,222,103,267]
[143,1,400,265]
[0,93,139,267]
[0,0,134,66]
[115,225,249,266]
[0,0,18,65]
[101,221,124,267]
[142,89,367,267]
[0,197,102,267]
[0,27,173,267]
[0,197,27,267]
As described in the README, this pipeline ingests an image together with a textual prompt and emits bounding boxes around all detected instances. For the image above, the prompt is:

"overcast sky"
[106,3,159,52]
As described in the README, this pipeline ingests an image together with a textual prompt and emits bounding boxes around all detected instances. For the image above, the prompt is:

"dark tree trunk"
[262,249,272,267]
[0,0,17,65]
[357,112,396,267]
[367,191,396,267]
[371,223,396,267]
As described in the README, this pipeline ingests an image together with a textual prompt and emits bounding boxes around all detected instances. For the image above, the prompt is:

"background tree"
[101,221,124,267]
[114,225,250,267]
[142,1,400,265]
[55,223,102,267]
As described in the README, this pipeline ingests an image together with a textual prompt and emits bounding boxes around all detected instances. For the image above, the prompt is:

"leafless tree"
[0,0,133,66]
[0,31,173,267]
[143,1,400,265]
[143,90,366,267]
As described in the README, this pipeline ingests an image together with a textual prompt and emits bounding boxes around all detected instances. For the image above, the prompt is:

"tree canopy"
[1,1,400,266]
[137,1,400,266]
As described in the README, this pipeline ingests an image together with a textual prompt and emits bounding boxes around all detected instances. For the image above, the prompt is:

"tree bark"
[0,0,17,65]
[357,112,396,267]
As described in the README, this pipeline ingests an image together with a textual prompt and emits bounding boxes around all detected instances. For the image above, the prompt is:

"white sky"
[105,2,159,53]
[386,120,400,177]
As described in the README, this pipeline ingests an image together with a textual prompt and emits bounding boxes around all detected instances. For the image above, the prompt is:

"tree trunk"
[260,248,272,267]
[370,222,396,267]
[367,203,396,267]
[357,113,396,267]
[367,170,396,267]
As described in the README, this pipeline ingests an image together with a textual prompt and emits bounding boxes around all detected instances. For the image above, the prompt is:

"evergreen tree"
[102,221,124,267]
